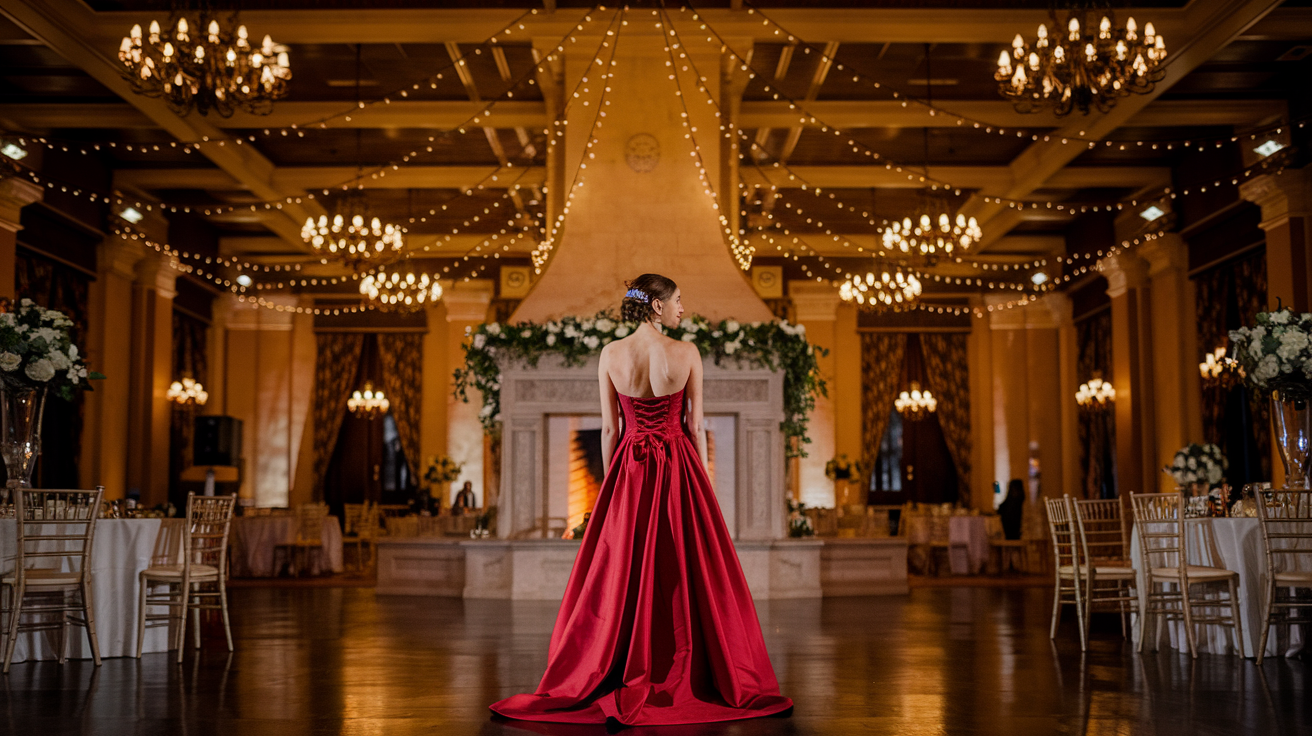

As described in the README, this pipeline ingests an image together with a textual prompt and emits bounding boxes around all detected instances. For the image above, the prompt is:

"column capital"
[1100,253,1150,298]
[788,280,841,322]
[1139,233,1188,278]
[0,176,43,234]
[99,233,148,281]
[444,279,495,323]
[1239,168,1311,230]
[135,251,179,300]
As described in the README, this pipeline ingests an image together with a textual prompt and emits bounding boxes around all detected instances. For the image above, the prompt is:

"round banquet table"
[0,517,184,663]
[228,515,343,577]
[903,515,1001,575]
[1130,516,1309,658]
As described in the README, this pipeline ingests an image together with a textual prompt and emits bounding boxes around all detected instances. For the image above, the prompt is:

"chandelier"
[895,382,937,421]
[118,14,290,117]
[302,191,405,267]
[167,376,208,406]
[347,381,389,419]
[1075,376,1115,411]
[882,199,982,257]
[995,11,1166,116]
[359,266,443,312]
[838,270,922,308]
[1199,346,1244,389]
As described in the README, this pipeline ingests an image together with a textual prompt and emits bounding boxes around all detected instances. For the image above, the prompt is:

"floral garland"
[453,312,828,457]
[0,299,103,401]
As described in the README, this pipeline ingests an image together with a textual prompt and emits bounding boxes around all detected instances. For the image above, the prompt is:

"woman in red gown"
[490,274,793,726]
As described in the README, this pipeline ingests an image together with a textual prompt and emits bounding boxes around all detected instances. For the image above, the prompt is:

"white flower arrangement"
[1164,443,1228,487]
[1229,308,1312,394]
[0,299,103,400]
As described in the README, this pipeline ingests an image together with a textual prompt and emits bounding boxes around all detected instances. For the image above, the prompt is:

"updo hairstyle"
[620,273,678,324]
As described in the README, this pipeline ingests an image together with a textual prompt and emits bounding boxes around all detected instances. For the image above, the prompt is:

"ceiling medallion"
[359,265,443,312]
[883,196,982,257]
[118,14,290,117]
[995,10,1166,116]
[838,270,922,309]
[302,190,405,268]
[625,133,661,173]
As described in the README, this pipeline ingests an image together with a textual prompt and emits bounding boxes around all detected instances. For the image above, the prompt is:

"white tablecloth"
[903,515,999,575]
[228,515,343,577]
[1130,517,1309,658]
[0,517,184,663]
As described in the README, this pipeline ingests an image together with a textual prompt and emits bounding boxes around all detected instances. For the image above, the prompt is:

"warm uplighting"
[882,199,982,256]
[359,267,443,312]
[117,14,290,117]
[302,191,405,267]
[895,381,937,421]
[347,382,389,419]
[838,270,922,308]
[1199,346,1244,389]
[167,377,208,406]
[995,11,1166,116]
[1076,376,1115,410]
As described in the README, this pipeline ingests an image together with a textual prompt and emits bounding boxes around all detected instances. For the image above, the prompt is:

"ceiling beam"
[116,165,546,192]
[742,164,1168,191]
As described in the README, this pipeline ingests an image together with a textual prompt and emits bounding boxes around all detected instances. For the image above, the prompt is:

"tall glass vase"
[1272,389,1312,489]
[0,386,47,491]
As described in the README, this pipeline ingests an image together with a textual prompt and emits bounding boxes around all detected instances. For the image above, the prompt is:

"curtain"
[921,333,972,506]
[169,310,209,508]
[1234,250,1271,481]
[860,333,907,485]
[1195,264,1228,447]
[378,333,424,480]
[1076,311,1115,499]
[312,333,364,498]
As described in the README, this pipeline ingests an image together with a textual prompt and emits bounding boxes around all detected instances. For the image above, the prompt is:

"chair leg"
[2,583,20,674]
[176,576,190,664]
[1050,574,1063,640]
[1228,577,1246,659]
[1256,578,1276,666]
[57,591,69,665]
[1180,581,1198,659]
[191,585,202,650]
[136,575,149,658]
[219,583,233,653]
[81,581,101,667]
[1081,575,1094,652]
[1074,575,1087,652]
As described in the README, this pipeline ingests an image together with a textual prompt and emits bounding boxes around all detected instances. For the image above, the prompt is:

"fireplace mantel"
[497,354,786,541]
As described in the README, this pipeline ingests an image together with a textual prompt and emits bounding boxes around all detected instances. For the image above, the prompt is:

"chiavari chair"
[1072,498,1137,650]
[1046,496,1085,648]
[1254,487,1312,665]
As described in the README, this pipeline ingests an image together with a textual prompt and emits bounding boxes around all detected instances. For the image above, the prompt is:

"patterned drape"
[169,310,209,503]
[1076,311,1115,499]
[1235,252,1271,480]
[860,333,907,483]
[378,333,424,479]
[921,333,972,506]
[312,333,364,498]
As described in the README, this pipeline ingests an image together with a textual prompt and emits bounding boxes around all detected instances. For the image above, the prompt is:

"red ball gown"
[489,387,793,726]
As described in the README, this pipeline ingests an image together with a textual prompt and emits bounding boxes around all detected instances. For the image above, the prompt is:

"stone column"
[1241,168,1311,311]
[0,177,42,300]
[445,280,494,508]
[967,297,996,508]
[832,302,863,479]
[80,232,147,498]
[127,248,179,507]
[420,300,450,503]
[1053,294,1081,504]
[1141,234,1203,491]
[789,280,840,508]
[1101,252,1156,499]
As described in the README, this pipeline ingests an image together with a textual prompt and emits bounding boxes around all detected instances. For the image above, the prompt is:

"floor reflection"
[1,587,1305,735]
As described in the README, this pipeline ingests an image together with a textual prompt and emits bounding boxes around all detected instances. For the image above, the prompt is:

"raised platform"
[376,537,908,599]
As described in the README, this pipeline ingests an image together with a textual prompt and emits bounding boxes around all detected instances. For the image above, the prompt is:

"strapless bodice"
[619,387,685,442]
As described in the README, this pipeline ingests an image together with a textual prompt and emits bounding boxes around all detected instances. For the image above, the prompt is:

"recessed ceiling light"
[1,142,27,160]
[1254,140,1285,158]
[1139,205,1166,222]
[236,274,253,287]
[119,207,143,224]
[1031,272,1049,285]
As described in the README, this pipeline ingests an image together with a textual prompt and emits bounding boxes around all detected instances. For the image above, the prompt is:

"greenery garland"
[453,312,828,458]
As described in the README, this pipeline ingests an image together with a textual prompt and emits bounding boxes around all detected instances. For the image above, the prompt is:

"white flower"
[48,349,71,371]
[1278,330,1309,361]
[680,318,694,331]
[750,321,761,328]
[725,341,741,355]
[546,322,562,334]
[487,322,501,336]
[0,313,13,326]
[1271,311,1291,324]
[1173,455,1185,468]
[1187,457,1197,470]
[1254,354,1280,383]
[546,334,557,346]
[479,403,495,418]
[520,328,533,338]
[583,335,599,349]
[0,352,19,372]
[472,334,487,349]
[596,318,615,332]
[614,325,630,338]
[581,319,595,331]
[67,344,78,361]
[14,324,28,334]
[66,367,83,382]
[725,320,740,333]
[563,325,579,339]
[1207,466,1223,484]
[32,327,59,345]
[681,333,696,342]
[712,330,723,338]
[24,359,55,383]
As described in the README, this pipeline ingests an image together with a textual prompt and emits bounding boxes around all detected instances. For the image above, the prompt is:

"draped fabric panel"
[1234,251,1272,481]
[378,333,424,480]
[860,333,907,488]
[1076,311,1114,499]
[312,334,364,498]
[1195,265,1228,448]
[921,333,972,507]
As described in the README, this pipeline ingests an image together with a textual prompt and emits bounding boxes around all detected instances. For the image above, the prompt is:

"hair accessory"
[625,288,649,303]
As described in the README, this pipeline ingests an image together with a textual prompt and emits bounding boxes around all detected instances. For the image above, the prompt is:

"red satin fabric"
[490,388,793,726]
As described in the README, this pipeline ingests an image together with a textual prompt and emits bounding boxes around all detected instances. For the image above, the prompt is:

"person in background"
[999,478,1025,540]
[452,481,477,516]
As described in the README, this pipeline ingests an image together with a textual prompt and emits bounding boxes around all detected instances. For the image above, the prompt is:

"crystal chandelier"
[995,11,1166,116]
[302,190,405,267]
[167,376,208,406]
[838,270,922,309]
[895,381,937,421]
[359,265,443,312]
[118,14,290,117]
[1075,376,1115,411]
[1199,346,1244,389]
[883,199,982,257]
[347,381,389,419]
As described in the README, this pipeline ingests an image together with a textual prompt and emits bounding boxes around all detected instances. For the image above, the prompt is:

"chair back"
[184,494,237,576]
[343,503,366,536]
[11,487,104,586]
[294,503,328,544]
[1044,496,1078,572]
[1255,487,1312,577]
[1073,498,1130,567]
[1130,492,1185,577]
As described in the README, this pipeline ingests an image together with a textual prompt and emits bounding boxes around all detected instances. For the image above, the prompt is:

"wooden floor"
[2,586,1307,735]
